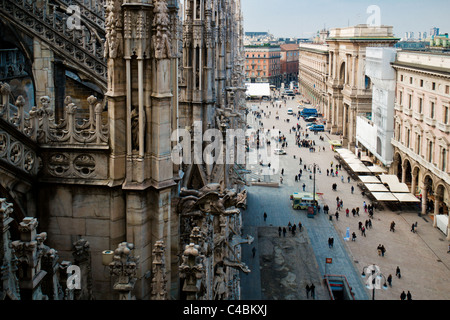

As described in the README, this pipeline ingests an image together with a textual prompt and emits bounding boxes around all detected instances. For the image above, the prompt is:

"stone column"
[401,164,407,183]
[421,184,427,216]
[411,171,417,195]
[433,196,441,228]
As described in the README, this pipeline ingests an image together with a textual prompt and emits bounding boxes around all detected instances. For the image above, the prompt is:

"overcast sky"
[241,0,450,39]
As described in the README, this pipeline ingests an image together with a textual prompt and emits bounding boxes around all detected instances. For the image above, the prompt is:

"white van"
[287,108,293,115]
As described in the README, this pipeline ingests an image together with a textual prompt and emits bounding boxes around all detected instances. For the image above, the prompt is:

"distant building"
[280,43,299,86]
[430,27,440,37]
[298,43,329,115]
[245,45,282,87]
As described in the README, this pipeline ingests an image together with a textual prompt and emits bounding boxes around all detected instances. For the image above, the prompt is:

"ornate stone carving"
[179,243,204,300]
[0,198,20,300]
[152,0,172,59]
[109,242,139,300]
[150,240,168,300]
[104,0,122,59]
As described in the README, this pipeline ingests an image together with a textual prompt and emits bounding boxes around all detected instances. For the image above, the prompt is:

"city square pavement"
[239,94,450,300]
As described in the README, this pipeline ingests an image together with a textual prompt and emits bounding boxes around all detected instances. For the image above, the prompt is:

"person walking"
[387,274,393,287]
[252,247,256,258]
[335,211,339,221]
[305,284,310,299]
[377,244,383,256]
[400,291,406,300]
[352,232,357,241]
[346,208,349,217]
[351,185,354,194]
[263,212,267,222]
[381,245,386,257]
[361,226,366,237]
[278,227,282,237]
[390,221,396,232]
[298,222,303,232]
[411,223,415,233]
[328,237,332,248]
[283,227,286,237]
[396,266,401,278]
[358,221,363,230]
[406,291,412,300]
[302,183,306,191]
[310,283,315,299]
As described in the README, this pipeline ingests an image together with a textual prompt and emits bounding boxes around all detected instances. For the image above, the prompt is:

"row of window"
[395,124,448,172]
[398,90,450,124]
[400,74,450,95]
[246,53,281,58]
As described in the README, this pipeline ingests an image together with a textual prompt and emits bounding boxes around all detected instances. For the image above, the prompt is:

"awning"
[367,165,388,174]
[343,158,363,164]
[371,192,399,201]
[379,174,400,185]
[392,193,420,203]
[388,183,410,193]
[335,148,353,155]
[348,163,371,173]
[358,176,382,184]
[360,156,373,163]
[365,183,390,192]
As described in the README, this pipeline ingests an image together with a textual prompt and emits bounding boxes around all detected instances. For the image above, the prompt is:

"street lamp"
[361,264,388,300]
[307,163,319,217]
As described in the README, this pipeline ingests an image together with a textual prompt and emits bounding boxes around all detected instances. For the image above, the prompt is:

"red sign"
[326,258,332,264]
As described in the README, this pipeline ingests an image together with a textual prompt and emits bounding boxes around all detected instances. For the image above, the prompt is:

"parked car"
[309,124,325,132]
[305,116,317,122]
[287,108,293,115]
[274,149,287,155]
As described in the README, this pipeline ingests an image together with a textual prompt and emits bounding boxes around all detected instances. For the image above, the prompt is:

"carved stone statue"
[213,266,226,300]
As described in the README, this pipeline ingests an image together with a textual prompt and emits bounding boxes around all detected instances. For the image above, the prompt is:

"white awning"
[388,183,410,193]
[344,158,363,164]
[371,192,398,201]
[348,163,371,173]
[392,193,420,203]
[245,83,271,97]
[336,148,354,155]
[367,165,388,174]
[379,174,400,185]
[360,156,373,163]
[359,176,381,184]
[365,183,390,192]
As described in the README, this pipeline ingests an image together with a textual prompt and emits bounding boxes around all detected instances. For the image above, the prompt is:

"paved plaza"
[240,94,450,300]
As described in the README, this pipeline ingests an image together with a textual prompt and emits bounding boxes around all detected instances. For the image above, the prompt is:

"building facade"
[298,43,329,118]
[356,47,397,167]
[0,0,250,300]
[245,45,282,87]
[391,50,450,237]
[325,24,399,150]
[280,43,299,87]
